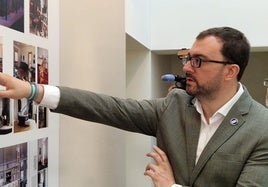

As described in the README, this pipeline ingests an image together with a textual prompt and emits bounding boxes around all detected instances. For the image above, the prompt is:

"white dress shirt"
[39,85,60,109]
[194,83,243,163]
[39,83,244,187]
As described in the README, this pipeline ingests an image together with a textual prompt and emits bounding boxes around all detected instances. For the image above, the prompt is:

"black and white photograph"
[38,137,48,187]
[0,98,11,135]
[0,142,27,186]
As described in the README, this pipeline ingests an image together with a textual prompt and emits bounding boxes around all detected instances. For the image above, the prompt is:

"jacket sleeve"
[52,86,169,136]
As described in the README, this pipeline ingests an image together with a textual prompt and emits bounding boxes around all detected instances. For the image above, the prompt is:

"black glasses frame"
[179,55,232,68]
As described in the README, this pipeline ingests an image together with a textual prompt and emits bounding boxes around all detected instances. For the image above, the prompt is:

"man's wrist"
[34,84,44,103]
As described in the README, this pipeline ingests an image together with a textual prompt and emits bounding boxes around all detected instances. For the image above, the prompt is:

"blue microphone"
[161,74,185,82]
[161,74,186,90]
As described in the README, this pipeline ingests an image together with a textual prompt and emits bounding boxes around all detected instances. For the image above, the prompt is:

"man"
[0,27,268,187]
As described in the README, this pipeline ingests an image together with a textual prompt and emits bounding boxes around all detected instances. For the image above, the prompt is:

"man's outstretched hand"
[0,72,44,103]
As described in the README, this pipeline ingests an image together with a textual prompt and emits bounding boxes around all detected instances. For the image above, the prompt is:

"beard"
[185,73,222,100]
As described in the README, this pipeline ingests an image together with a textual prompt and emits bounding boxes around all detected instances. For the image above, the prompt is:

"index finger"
[152,145,168,162]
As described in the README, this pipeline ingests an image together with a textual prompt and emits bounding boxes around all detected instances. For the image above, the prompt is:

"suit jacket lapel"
[189,88,251,185]
[185,100,201,175]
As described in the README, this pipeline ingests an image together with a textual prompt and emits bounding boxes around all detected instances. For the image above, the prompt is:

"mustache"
[186,73,196,81]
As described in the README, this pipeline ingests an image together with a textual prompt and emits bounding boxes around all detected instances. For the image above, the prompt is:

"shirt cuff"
[39,85,60,109]
[171,184,182,187]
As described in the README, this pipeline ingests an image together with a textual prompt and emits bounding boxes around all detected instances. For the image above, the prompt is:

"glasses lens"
[181,55,188,65]
[191,57,201,68]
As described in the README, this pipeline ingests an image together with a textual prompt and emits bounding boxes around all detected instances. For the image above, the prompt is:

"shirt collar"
[194,82,244,117]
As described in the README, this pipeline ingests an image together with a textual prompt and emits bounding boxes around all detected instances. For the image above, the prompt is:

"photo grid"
[0,0,50,187]
[0,137,48,187]
[13,41,49,133]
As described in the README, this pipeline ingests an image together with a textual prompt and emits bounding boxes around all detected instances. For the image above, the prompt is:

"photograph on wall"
[28,137,49,187]
[0,0,24,32]
[0,138,48,187]
[13,41,37,133]
[37,47,48,84]
[0,98,12,135]
[37,47,48,129]
[0,142,27,187]
[37,137,48,187]
[29,0,48,38]
[0,37,2,72]
[38,106,46,129]
[0,38,11,135]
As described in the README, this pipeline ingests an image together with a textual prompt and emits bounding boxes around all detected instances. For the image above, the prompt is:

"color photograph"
[37,47,48,129]
[0,0,24,32]
[29,0,48,38]
[0,37,2,72]
[13,41,37,133]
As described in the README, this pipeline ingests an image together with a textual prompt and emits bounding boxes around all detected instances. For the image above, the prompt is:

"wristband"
[28,83,39,101]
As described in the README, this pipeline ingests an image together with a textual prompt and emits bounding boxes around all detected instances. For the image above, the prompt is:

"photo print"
[13,41,37,133]
[37,47,48,129]
[0,0,24,32]
[0,39,11,135]
[0,138,48,187]
[37,47,48,85]
[0,98,11,135]
[0,142,27,186]
[0,37,2,72]
[29,0,48,38]
[37,137,48,187]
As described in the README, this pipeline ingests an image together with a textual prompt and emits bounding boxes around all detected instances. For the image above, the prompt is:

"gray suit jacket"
[53,86,268,187]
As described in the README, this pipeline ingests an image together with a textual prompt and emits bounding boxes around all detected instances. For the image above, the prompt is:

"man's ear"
[225,64,240,81]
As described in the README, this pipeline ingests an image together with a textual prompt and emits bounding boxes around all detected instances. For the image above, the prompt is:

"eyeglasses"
[180,55,232,68]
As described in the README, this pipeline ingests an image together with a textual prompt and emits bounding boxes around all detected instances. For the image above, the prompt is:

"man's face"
[182,36,228,100]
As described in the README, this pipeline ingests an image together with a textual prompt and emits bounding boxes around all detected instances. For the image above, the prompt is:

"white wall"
[151,53,172,98]
[125,0,151,49]
[59,1,126,187]
[151,0,268,50]
[126,0,268,52]
[126,34,153,187]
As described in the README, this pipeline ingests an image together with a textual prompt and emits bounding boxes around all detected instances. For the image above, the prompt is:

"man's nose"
[182,60,193,73]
